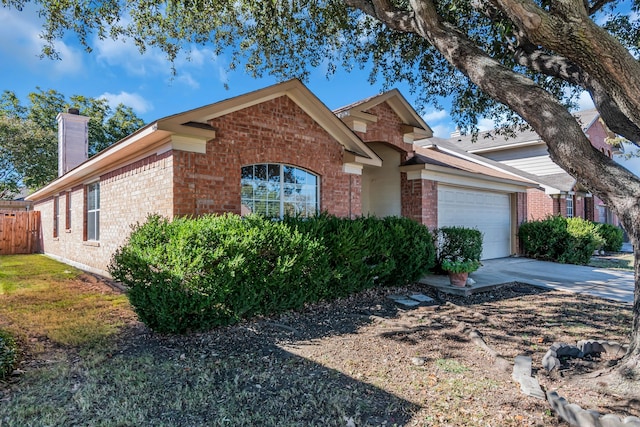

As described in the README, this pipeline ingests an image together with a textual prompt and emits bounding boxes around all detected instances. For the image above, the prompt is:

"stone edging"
[542,340,628,373]
[542,340,637,427]
[547,390,640,426]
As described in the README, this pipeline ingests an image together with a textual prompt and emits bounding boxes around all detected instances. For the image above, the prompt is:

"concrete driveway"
[469,257,635,304]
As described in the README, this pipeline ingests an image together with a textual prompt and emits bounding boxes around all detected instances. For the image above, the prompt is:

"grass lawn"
[588,252,634,271]
[0,254,635,426]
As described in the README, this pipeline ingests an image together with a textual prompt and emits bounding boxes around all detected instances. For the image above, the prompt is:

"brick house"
[27,80,534,277]
[440,110,621,224]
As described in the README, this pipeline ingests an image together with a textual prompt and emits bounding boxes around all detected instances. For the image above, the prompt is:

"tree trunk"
[622,233,640,369]
[348,0,640,374]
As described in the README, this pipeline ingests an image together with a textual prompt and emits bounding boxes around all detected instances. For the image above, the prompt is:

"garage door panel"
[438,186,511,259]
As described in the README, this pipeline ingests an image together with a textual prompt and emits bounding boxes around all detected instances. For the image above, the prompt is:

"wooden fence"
[0,211,41,255]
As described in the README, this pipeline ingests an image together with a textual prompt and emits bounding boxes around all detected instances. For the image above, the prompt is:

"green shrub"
[0,329,18,380]
[436,227,483,272]
[109,214,330,333]
[562,217,605,264]
[519,216,604,265]
[595,223,624,252]
[286,214,435,293]
[518,215,568,261]
[110,213,436,333]
[441,259,481,273]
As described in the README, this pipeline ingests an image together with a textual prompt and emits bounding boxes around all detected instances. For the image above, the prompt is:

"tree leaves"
[0,88,145,198]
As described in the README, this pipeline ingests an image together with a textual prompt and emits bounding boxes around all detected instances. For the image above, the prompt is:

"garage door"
[438,185,511,259]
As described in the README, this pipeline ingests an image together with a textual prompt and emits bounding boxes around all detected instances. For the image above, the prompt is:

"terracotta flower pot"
[448,272,469,287]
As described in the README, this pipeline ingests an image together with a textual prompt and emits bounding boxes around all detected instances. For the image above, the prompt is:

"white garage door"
[438,185,512,259]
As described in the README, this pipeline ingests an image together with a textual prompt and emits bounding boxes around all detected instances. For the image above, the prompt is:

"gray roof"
[447,109,600,153]
[417,138,576,192]
[533,173,577,192]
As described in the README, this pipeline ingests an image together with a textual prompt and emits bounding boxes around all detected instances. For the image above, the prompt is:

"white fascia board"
[435,144,537,184]
[344,151,382,167]
[171,135,208,154]
[540,184,562,195]
[342,162,363,175]
[467,139,544,154]
[404,167,531,193]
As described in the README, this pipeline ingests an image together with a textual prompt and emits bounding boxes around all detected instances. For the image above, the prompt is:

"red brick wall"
[172,95,361,218]
[555,197,566,217]
[516,192,527,225]
[587,119,614,157]
[348,174,362,219]
[34,151,175,276]
[401,177,438,229]
[356,103,412,158]
[526,188,555,220]
[575,196,585,219]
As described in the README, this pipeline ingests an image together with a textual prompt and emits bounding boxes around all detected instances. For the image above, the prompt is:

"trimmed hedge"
[109,214,435,333]
[596,223,624,252]
[518,216,606,265]
[0,329,18,380]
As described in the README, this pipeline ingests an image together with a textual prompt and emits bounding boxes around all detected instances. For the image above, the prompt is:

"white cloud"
[175,73,200,89]
[0,7,85,76]
[94,37,166,76]
[576,90,595,111]
[422,109,449,123]
[477,117,496,132]
[431,124,455,138]
[217,63,229,85]
[98,91,152,114]
[94,35,230,87]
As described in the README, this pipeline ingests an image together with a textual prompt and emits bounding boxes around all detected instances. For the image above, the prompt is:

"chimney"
[57,108,89,177]
[450,127,461,138]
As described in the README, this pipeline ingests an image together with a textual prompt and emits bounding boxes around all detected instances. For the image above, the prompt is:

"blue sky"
[0,4,466,137]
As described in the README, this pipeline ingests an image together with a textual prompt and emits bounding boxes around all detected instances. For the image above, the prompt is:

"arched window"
[241,164,319,218]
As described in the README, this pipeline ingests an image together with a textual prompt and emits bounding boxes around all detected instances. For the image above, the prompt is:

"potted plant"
[441,258,481,287]
[436,227,483,287]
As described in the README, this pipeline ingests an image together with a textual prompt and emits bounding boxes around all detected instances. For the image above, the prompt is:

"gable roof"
[334,89,433,137]
[27,79,382,201]
[417,137,575,193]
[401,141,537,192]
[448,109,602,154]
[157,79,381,164]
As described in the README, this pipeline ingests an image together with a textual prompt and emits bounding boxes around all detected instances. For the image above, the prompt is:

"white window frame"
[241,163,319,218]
[53,195,59,238]
[86,182,100,241]
[566,195,574,218]
[65,191,72,230]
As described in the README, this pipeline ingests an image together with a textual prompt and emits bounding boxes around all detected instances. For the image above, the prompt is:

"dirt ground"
[5,277,638,426]
[267,282,637,425]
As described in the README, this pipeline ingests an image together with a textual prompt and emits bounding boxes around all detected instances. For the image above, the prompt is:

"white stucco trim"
[405,168,530,193]
[342,163,363,175]
[171,135,208,154]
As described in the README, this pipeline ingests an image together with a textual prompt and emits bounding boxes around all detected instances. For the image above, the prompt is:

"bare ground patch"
[1,275,636,426]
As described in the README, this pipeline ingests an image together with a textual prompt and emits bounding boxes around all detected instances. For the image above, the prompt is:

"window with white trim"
[65,191,71,230]
[566,195,574,218]
[53,196,59,238]
[86,182,100,241]
[241,164,318,218]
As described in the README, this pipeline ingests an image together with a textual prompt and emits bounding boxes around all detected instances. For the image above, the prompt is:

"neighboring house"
[0,188,33,211]
[440,110,621,224]
[26,79,534,277]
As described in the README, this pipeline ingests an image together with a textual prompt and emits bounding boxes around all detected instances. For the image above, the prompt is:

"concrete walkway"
[420,257,635,304]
